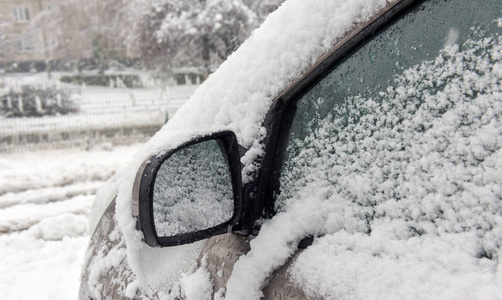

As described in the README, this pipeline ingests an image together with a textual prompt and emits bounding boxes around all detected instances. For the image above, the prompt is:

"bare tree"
[30,0,129,73]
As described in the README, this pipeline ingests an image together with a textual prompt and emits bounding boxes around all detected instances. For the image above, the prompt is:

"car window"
[274,0,501,241]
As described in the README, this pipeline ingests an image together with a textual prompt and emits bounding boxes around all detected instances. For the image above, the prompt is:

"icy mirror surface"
[276,0,501,296]
[153,139,234,237]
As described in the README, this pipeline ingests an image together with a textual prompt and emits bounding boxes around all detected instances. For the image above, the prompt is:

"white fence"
[0,73,197,152]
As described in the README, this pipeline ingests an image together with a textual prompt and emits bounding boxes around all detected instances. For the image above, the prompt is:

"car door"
[203,0,502,298]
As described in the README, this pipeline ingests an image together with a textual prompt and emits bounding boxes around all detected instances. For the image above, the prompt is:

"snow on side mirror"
[139,131,242,247]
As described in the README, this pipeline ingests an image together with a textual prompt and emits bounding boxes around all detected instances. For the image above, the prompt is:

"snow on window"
[153,139,234,237]
[279,16,502,300]
[226,0,501,299]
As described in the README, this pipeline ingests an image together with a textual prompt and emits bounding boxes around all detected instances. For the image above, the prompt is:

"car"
[79,0,502,299]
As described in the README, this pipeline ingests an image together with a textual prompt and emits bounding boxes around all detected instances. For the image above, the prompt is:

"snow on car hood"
[90,0,399,298]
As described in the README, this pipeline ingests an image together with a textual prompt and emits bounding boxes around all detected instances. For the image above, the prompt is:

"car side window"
[274,0,501,237]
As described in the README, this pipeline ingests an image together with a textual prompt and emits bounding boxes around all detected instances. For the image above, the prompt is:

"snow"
[0,195,91,233]
[1,229,88,300]
[180,255,214,300]
[0,144,141,300]
[0,144,140,195]
[290,233,502,300]
[153,139,234,236]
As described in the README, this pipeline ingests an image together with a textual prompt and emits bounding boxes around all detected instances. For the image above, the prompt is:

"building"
[0,0,55,63]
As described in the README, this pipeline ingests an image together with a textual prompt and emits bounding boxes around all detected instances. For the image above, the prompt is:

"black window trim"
[243,0,428,230]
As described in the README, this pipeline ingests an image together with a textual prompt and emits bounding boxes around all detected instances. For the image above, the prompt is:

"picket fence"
[0,82,197,152]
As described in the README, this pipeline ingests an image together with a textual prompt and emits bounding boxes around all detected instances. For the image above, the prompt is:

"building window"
[13,7,30,22]
[18,36,34,51]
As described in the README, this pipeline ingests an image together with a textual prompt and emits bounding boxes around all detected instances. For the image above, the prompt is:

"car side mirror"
[139,131,242,247]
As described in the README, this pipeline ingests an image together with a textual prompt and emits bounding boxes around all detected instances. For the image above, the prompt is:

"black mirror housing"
[139,131,242,247]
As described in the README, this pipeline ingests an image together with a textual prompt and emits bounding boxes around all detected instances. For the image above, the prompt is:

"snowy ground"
[0,143,141,300]
[0,71,195,299]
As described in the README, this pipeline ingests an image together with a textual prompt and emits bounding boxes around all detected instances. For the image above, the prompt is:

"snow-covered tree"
[123,0,284,70]
[27,0,285,72]
[244,0,285,21]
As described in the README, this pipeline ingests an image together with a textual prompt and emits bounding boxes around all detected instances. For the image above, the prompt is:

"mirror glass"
[152,139,234,237]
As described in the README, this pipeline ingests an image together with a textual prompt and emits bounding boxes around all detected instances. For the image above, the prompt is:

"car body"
[80,0,502,299]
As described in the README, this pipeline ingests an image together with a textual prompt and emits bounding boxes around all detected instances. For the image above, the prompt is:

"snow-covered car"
[80,0,502,299]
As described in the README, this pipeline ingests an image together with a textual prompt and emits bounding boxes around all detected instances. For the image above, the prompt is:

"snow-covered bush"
[59,74,143,88]
[0,85,78,118]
